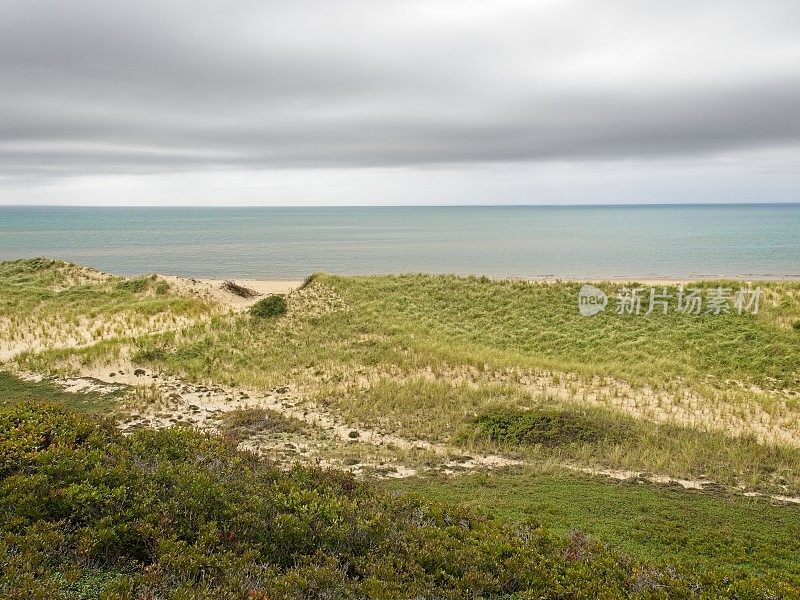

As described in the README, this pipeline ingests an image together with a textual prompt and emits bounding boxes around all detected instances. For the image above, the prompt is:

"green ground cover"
[383,469,800,586]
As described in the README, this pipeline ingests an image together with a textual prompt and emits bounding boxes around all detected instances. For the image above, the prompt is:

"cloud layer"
[1,0,799,203]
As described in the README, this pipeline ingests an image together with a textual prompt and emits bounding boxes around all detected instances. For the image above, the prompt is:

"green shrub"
[219,407,305,442]
[463,406,635,448]
[115,277,150,294]
[0,400,117,476]
[250,294,287,318]
[0,257,58,275]
[2,401,790,598]
[131,345,169,363]
[154,279,170,295]
[793,320,800,331]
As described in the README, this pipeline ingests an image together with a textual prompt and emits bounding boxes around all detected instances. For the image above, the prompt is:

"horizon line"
[1,201,799,209]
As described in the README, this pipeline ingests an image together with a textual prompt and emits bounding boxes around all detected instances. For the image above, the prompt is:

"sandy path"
[17,365,800,504]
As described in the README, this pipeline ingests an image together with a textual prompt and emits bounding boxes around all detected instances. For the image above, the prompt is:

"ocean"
[0,204,798,280]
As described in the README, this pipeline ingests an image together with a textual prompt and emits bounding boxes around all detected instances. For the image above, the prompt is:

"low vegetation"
[2,399,797,599]
[0,371,123,414]
[249,294,288,318]
[218,406,306,442]
[12,268,800,490]
[383,470,800,586]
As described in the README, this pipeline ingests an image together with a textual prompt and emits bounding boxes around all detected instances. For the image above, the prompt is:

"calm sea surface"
[0,205,798,279]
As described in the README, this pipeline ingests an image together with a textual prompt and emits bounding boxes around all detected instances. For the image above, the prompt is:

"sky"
[1,0,799,206]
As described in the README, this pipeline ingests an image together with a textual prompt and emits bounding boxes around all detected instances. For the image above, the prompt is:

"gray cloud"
[1,0,800,189]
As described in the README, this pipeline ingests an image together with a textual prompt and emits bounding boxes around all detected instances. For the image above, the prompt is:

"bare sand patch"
[28,363,521,478]
[160,275,301,310]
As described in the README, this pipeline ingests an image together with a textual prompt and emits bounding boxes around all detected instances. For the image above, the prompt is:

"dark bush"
[299,273,318,290]
[222,280,260,298]
[250,294,287,318]
[131,345,169,363]
[154,279,170,295]
[219,407,304,442]
[463,406,635,448]
[115,276,151,294]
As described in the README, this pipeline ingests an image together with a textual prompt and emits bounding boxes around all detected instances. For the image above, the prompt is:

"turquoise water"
[0,205,798,279]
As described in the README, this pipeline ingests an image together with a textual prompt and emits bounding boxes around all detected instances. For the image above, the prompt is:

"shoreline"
[157,272,798,312]
[161,272,800,287]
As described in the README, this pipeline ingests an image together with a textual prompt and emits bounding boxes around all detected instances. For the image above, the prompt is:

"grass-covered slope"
[89,273,798,490]
[101,273,800,410]
[342,274,800,390]
[119,273,800,389]
[1,399,797,599]
[328,274,800,387]
[0,258,215,359]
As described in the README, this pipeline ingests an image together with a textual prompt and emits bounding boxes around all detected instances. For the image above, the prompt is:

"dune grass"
[5,262,800,593]
[16,270,800,492]
[103,272,800,391]
[328,274,800,386]
[0,258,216,357]
[315,378,800,491]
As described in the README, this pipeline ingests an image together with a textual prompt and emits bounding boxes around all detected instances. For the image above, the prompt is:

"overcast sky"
[1,0,799,205]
